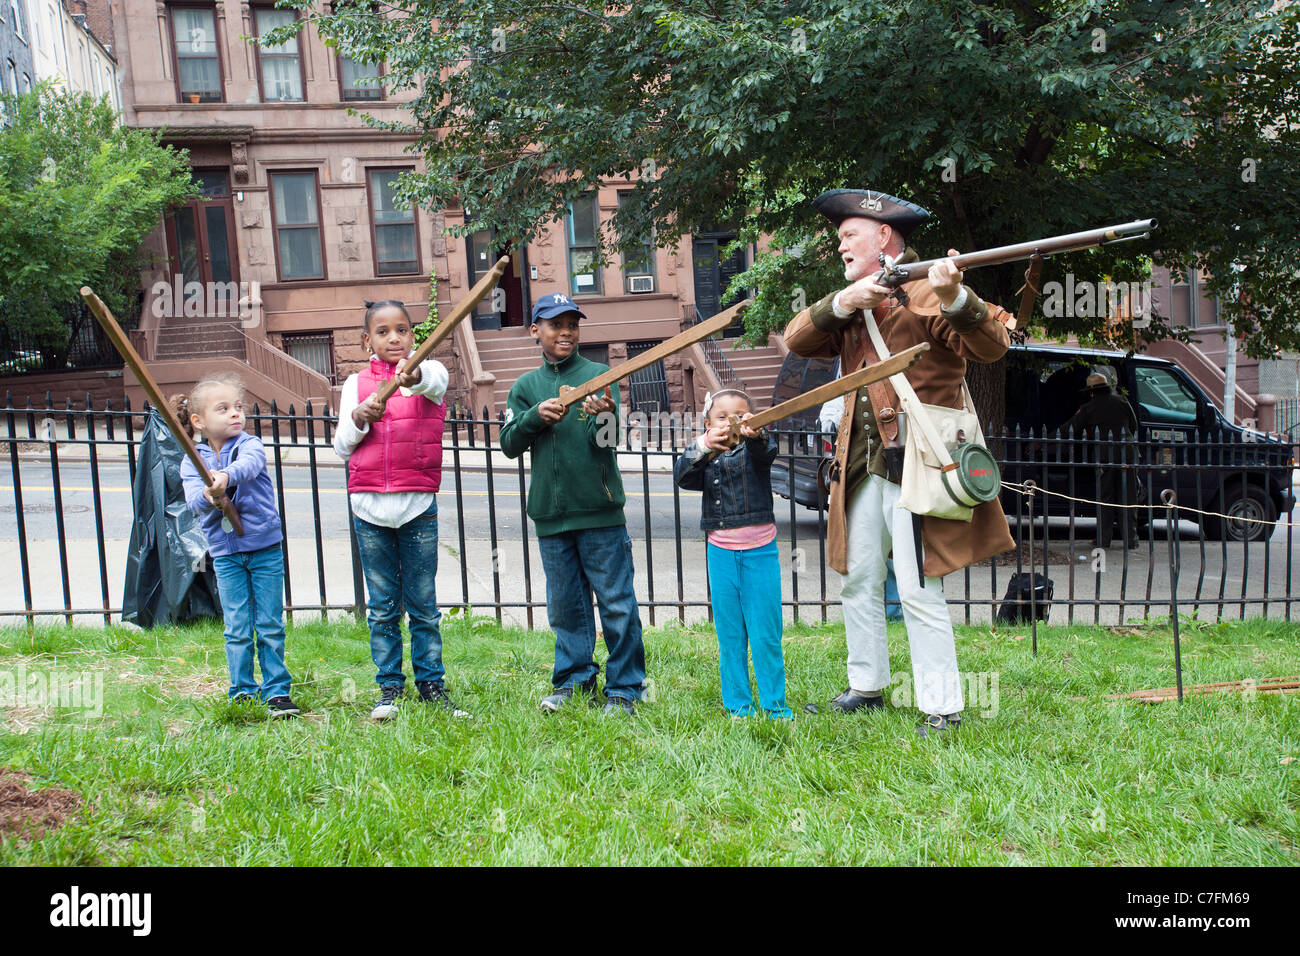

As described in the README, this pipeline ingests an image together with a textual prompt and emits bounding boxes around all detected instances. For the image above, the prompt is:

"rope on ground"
[1001,480,1299,531]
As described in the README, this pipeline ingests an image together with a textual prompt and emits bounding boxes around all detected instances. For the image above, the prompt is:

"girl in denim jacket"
[674,389,792,718]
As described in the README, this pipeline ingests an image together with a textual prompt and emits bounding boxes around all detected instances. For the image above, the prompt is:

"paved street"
[3,456,1300,630]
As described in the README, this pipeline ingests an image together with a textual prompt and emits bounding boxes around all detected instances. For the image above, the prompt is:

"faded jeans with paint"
[352,499,444,689]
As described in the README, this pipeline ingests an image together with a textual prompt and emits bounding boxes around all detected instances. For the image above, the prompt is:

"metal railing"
[2,394,1298,628]
[689,306,744,388]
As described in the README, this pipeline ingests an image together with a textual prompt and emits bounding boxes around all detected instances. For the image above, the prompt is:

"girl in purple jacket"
[333,300,464,720]
[174,374,297,718]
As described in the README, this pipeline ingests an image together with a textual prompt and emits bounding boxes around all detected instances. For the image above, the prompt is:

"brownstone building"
[108,0,781,417]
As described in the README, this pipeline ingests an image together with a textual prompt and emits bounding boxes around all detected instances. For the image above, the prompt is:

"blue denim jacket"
[673,434,779,530]
[180,431,284,557]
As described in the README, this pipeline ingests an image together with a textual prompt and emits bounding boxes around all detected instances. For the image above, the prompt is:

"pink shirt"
[707,523,777,551]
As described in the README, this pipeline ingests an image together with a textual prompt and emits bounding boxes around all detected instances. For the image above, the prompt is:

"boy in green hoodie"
[500,294,647,715]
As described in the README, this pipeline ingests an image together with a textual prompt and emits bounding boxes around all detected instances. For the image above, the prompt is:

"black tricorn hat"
[812,189,932,239]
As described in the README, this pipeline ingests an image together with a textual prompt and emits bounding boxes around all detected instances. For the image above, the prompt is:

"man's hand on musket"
[928,248,965,309]
[837,273,894,313]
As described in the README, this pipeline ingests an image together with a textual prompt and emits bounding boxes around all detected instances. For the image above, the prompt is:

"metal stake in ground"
[1163,488,1183,701]
[1025,479,1038,656]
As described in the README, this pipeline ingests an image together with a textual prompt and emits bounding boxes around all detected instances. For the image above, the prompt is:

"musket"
[80,286,246,536]
[557,298,751,410]
[873,219,1157,306]
[372,255,509,406]
[706,343,929,456]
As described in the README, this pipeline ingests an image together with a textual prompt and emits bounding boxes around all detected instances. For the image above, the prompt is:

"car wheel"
[1204,483,1274,542]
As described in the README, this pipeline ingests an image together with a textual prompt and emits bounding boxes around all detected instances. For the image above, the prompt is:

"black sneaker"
[828,688,885,713]
[416,680,471,718]
[371,684,404,721]
[266,696,300,718]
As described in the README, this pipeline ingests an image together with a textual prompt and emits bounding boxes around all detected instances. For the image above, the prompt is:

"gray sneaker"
[602,697,635,717]
[371,684,403,721]
[540,678,599,713]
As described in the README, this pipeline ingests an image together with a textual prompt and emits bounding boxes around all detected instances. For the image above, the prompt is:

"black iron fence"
[0,296,140,374]
[2,394,1298,628]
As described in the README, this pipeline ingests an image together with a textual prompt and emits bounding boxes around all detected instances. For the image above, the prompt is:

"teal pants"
[707,538,792,718]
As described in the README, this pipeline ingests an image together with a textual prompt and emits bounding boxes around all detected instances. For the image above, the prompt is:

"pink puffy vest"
[347,356,446,494]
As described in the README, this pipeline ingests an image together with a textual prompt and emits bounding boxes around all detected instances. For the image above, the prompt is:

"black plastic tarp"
[122,409,221,628]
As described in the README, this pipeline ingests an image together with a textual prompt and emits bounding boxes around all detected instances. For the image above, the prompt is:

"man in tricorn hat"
[784,189,1016,737]
[1061,372,1140,548]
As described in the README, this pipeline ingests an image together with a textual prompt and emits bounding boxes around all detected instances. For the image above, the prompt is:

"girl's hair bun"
[363,299,376,309]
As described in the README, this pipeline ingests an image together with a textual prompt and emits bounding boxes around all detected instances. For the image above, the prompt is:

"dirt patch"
[981,539,1114,567]
[166,672,226,698]
[0,769,83,840]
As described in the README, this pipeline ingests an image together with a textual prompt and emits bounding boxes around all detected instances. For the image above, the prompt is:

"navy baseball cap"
[531,293,587,323]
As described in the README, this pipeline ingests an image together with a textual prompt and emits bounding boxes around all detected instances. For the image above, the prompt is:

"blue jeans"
[212,544,292,700]
[885,558,903,621]
[353,499,444,688]
[537,525,646,700]
[707,539,791,718]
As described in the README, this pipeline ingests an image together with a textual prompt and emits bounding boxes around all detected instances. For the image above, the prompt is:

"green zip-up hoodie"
[500,350,626,536]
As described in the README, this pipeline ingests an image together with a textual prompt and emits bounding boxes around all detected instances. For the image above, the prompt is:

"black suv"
[767,354,837,511]
[1002,345,1295,542]
[768,345,1296,538]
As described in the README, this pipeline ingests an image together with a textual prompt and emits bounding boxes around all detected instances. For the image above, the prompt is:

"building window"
[617,191,655,293]
[567,191,602,296]
[1171,269,1220,330]
[9,0,24,39]
[170,5,222,102]
[20,73,29,94]
[339,54,383,101]
[281,332,337,384]
[269,171,324,280]
[367,168,419,276]
[255,6,304,102]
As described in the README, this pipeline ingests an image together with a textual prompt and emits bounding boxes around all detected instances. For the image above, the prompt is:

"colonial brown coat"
[783,278,1017,577]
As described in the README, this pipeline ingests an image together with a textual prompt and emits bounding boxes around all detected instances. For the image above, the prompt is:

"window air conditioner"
[628,275,655,294]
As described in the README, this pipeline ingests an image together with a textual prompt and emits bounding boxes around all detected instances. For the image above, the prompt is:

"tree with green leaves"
[0,84,196,370]
[272,0,1299,410]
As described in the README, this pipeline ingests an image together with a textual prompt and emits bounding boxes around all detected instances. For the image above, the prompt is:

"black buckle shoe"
[915,713,961,739]
[829,688,885,713]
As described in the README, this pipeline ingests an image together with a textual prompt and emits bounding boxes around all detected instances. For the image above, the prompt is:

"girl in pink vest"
[333,300,466,720]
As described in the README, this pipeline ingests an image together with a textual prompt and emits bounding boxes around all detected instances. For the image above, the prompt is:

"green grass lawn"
[0,613,1297,865]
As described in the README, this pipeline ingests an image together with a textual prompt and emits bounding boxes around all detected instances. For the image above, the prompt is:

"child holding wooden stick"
[174,374,298,717]
[674,389,792,718]
[333,300,465,720]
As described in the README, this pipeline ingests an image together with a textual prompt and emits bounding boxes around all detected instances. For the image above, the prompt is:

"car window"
[1134,366,1200,424]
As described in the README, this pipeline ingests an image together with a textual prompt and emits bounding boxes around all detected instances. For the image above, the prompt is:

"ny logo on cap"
[553,294,573,305]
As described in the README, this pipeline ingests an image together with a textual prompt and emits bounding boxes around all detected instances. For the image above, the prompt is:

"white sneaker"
[371,685,403,720]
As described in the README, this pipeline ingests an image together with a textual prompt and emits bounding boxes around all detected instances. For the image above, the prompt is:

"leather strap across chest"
[860,304,901,446]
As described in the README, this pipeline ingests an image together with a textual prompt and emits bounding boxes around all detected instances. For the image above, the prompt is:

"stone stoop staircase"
[472,325,542,414]
[712,339,786,405]
[152,316,247,360]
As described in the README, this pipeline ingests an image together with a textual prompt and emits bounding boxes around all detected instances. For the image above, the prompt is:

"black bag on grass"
[996,572,1053,624]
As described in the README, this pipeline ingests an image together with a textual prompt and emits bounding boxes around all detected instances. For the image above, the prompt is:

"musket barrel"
[886,219,1156,284]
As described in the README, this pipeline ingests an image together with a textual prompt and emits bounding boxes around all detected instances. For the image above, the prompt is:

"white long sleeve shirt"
[333,355,449,528]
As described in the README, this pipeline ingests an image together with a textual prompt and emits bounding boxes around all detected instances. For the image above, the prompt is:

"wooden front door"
[164,169,240,312]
